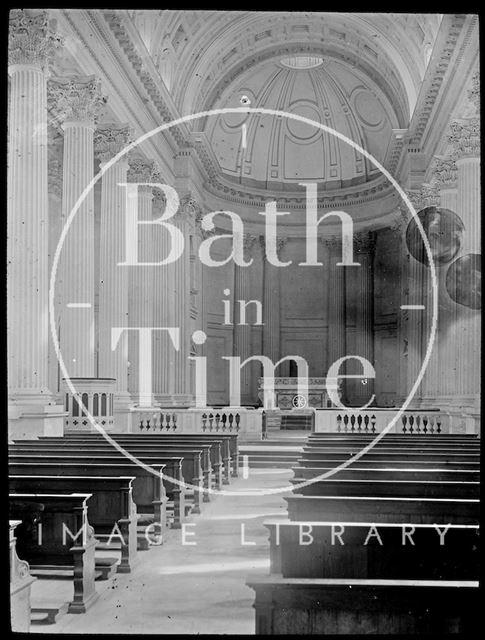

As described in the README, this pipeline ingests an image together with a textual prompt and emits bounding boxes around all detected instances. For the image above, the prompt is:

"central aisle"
[43,465,295,635]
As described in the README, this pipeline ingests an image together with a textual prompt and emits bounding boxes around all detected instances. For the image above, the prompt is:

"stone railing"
[62,377,116,431]
[314,408,458,435]
[128,407,263,441]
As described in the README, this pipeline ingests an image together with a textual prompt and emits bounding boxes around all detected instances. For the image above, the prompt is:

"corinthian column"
[349,232,375,406]
[261,237,286,363]
[325,237,346,380]
[447,116,481,412]
[234,234,256,405]
[49,75,105,378]
[126,156,158,404]
[170,196,195,405]
[153,188,175,402]
[423,158,458,404]
[94,123,132,418]
[7,10,60,413]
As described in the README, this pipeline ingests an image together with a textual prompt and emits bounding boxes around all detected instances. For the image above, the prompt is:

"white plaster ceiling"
[205,56,398,190]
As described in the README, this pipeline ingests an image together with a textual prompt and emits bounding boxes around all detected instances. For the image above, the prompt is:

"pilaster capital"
[354,231,375,253]
[467,70,480,115]
[8,9,62,70]
[243,233,257,254]
[180,195,203,218]
[127,155,160,183]
[448,118,480,159]
[431,156,458,190]
[390,207,410,235]
[48,75,106,125]
[321,236,342,249]
[94,122,132,163]
[403,185,440,212]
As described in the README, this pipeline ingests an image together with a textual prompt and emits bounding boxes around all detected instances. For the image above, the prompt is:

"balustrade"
[314,408,456,434]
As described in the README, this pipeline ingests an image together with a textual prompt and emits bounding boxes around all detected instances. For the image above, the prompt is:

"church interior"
[8,10,480,635]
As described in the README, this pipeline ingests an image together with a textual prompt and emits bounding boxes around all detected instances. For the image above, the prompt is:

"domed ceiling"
[206,56,398,190]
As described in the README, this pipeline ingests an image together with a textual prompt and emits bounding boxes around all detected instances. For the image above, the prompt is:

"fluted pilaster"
[7,10,60,405]
[448,117,481,408]
[126,156,158,404]
[348,232,375,406]
[50,75,105,377]
[261,237,286,363]
[95,123,132,401]
[234,234,256,405]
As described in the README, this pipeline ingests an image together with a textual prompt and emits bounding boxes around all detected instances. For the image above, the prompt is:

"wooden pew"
[264,520,480,580]
[284,494,479,525]
[11,443,203,513]
[9,493,98,613]
[60,432,240,479]
[10,520,36,632]
[37,437,218,498]
[8,462,168,531]
[10,476,138,574]
[301,448,480,463]
[297,457,479,469]
[291,465,480,483]
[8,454,184,528]
[50,433,230,487]
[290,477,479,499]
[247,577,479,635]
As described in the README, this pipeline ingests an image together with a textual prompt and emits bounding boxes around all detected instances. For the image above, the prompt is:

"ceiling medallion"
[280,55,323,70]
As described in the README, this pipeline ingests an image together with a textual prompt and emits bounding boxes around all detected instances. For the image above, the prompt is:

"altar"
[257,377,341,410]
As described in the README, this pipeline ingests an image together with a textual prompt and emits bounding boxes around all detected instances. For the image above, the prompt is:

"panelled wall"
[202,231,401,407]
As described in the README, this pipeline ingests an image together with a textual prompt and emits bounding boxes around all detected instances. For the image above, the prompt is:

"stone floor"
[34,435,304,634]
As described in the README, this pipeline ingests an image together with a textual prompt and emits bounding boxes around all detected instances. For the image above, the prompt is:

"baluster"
[371,415,376,433]
[343,414,349,432]
[350,414,355,432]
[208,413,214,431]
[422,416,428,434]
[215,413,221,432]
[146,419,151,431]
[357,415,362,432]
[336,414,342,433]
[172,414,177,431]
[436,419,441,434]
[139,418,144,431]
[402,415,407,434]
[235,413,241,432]
[415,415,421,434]
[202,413,207,432]
[409,415,414,434]
[228,414,234,432]
[222,413,228,432]
[429,417,435,434]
[364,414,369,433]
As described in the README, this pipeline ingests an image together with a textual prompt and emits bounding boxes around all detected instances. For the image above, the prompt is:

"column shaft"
[98,159,129,393]
[7,64,51,401]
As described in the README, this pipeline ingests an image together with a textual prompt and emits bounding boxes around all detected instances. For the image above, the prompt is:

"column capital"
[403,185,440,212]
[390,207,410,235]
[321,235,341,249]
[431,156,458,190]
[48,75,106,125]
[354,230,375,253]
[180,195,202,218]
[94,122,132,164]
[243,233,257,254]
[448,118,480,160]
[467,70,480,115]
[8,9,62,70]
[127,155,160,183]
